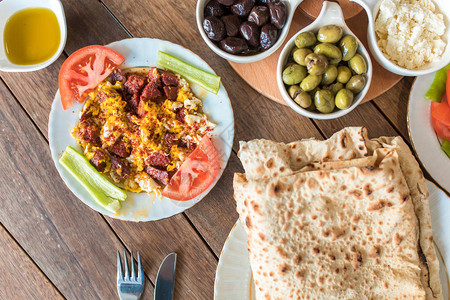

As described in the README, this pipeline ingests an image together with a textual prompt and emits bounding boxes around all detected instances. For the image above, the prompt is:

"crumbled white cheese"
[375,0,447,69]
[185,114,202,125]
[184,98,202,110]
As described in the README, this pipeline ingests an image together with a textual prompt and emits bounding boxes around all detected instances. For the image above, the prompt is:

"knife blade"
[154,252,177,300]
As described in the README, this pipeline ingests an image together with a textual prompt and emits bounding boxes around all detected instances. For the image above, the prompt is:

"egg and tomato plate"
[71,65,218,201]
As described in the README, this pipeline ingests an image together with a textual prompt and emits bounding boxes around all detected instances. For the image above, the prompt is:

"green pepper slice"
[157,51,221,94]
[425,63,450,102]
[59,146,126,213]
[442,139,450,158]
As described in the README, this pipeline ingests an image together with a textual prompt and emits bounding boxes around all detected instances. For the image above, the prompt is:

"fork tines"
[117,250,144,283]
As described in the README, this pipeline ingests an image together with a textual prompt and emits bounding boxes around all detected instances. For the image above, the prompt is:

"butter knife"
[154,252,177,300]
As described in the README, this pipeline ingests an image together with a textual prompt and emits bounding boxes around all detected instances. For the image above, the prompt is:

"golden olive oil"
[4,8,60,65]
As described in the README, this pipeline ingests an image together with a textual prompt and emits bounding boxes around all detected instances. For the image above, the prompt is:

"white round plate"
[49,38,234,221]
[215,181,449,299]
[408,74,450,194]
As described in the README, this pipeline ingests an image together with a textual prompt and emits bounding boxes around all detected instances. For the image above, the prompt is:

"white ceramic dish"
[215,181,449,299]
[196,0,303,63]
[351,0,450,76]
[408,73,450,194]
[0,0,67,72]
[276,1,373,120]
[48,38,234,222]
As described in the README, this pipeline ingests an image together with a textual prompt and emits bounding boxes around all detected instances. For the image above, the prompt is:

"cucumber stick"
[157,51,221,94]
[59,146,126,213]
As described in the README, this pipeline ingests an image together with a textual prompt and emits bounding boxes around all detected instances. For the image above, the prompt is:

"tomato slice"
[58,45,125,110]
[162,136,219,201]
[430,94,450,127]
[432,116,450,140]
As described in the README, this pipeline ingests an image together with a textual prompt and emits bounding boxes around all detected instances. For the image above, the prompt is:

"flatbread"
[234,127,442,299]
[238,127,369,181]
[234,149,425,299]
[366,136,442,299]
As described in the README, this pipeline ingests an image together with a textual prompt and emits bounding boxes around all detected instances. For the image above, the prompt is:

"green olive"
[306,101,316,111]
[317,25,343,43]
[295,32,317,48]
[336,66,352,84]
[305,53,328,76]
[282,64,307,85]
[339,35,358,61]
[346,75,367,94]
[335,88,354,109]
[293,48,312,66]
[290,46,300,57]
[300,74,322,92]
[294,91,312,108]
[288,85,301,98]
[326,82,344,95]
[321,65,338,85]
[348,54,367,75]
[314,43,342,64]
[314,89,335,114]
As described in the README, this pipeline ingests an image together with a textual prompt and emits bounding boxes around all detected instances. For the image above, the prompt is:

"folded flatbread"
[234,127,442,300]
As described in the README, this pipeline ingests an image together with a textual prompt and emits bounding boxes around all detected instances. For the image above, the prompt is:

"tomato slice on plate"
[162,136,219,201]
[58,45,125,110]
[430,94,450,127]
[432,115,450,140]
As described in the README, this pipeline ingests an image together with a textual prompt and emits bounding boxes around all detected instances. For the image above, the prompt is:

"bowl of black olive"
[197,0,302,63]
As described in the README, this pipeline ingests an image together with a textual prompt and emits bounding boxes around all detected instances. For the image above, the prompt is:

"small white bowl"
[277,1,373,120]
[0,0,67,72]
[351,0,450,76]
[196,0,303,63]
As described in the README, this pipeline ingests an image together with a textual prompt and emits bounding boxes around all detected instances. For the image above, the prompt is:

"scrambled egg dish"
[71,67,215,197]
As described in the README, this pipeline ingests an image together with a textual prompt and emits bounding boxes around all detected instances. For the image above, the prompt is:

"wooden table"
[0,0,420,299]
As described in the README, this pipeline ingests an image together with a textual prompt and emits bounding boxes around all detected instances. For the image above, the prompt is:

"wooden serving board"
[229,3,402,106]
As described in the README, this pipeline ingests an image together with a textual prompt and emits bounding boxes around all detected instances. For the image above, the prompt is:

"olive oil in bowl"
[4,7,61,65]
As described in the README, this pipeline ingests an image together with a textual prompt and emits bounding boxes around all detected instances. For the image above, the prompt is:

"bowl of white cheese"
[351,0,450,76]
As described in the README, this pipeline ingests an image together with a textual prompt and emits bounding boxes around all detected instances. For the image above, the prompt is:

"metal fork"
[117,250,145,300]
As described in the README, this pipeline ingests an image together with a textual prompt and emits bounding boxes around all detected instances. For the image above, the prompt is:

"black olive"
[217,0,236,5]
[221,15,241,37]
[231,0,255,17]
[204,0,227,18]
[248,6,270,27]
[268,0,287,29]
[203,17,227,41]
[220,37,249,54]
[260,23,278,50]
[240,21,260,48]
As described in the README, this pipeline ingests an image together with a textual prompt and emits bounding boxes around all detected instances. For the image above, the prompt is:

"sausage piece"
[77,120,101,146]
[124,74,146,94]
[146,151,170,168]
[164,86,178,100]
[109,137,131,158]
[110,156,131,182]
[141,81,162,101]
[147,67,161,86]
[90,149,109,172]
[176,107,186,123]
[161,71,179,86]
[145,165,170,185]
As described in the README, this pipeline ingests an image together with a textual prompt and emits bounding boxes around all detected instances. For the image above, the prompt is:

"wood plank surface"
[0,224,63,300]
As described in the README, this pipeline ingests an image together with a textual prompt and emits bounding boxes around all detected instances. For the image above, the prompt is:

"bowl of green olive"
[277,1,372,120]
